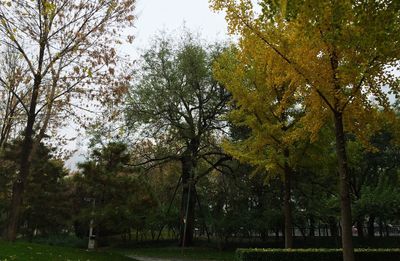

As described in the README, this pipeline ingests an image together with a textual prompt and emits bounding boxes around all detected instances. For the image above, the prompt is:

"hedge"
[235,248,400,261]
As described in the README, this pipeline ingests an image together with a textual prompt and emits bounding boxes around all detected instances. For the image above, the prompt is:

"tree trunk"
[6,73,43,241]
[379,221,383,237]
[328,217,338,237]
[179,155,196,247]
[356,218,364,238]
[309,216,315,237]
[6,106,36,241]
[367,216,375,237]
[283,157,293,248]
[334,112,355,261]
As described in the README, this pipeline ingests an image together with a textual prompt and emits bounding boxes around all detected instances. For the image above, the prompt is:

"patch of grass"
[0,241,135,261]
[117,246,235,260]
[28,234,87,248]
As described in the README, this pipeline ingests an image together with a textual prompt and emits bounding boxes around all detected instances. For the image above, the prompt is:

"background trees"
[0,1,398,255]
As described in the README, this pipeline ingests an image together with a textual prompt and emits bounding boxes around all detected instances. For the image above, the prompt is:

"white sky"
[65,0,230,170]
[131,0,229,50]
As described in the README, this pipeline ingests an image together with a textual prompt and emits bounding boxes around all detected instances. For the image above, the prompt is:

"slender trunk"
[379,220,383,237]
[194,189,211,243]
[283,154,293,248]
[385,223,389,237]
[275,228,279,240]
[179,154,196,247]
[329,217,338,237]
[309,216,315,237]
[0,89,16,149]
[367,216,375,237]
[356,218,364,238]
[334,112,355,261]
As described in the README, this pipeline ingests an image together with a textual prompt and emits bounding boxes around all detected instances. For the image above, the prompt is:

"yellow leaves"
[210,0,255,35]
[213,18,310,176]
[214,0,400,183]
[87,68,93,78]
[42,1,57,16]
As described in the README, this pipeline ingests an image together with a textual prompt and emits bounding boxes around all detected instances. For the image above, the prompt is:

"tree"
[74,142,157,242]
[0,48,26,149]
[21,144,70,238]
[210,1,400,260]
[349,113,400,237]
[214,45,305,248]
[125,33,230,246]
[0,0,135,240]
[0,140,70,237]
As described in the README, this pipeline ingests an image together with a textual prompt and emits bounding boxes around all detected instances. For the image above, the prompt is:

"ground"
[0,241,133,261]
[0,241,235,261]
[117,246,235,261]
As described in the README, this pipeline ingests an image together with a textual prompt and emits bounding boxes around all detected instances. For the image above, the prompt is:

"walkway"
[127,255,213,261]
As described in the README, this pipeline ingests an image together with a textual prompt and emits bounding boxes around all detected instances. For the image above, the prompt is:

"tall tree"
[214,45,305,248]
[210,1,400,260]
[125,33,230,246]
[0,0,135,241]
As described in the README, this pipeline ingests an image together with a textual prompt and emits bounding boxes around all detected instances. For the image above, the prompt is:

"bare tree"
[0,0,135,240]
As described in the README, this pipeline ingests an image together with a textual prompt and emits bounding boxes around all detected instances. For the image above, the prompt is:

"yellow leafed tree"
[214,41,307,248]
[210,1,400,260]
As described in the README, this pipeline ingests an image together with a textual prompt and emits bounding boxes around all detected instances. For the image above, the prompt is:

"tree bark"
[334,112,355,261]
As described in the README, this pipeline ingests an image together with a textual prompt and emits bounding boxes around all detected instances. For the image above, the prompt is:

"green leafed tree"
[125,33,230,246]
[74,142,157,242]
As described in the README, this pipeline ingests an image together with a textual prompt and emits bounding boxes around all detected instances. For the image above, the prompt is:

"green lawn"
[117,246,235,260]
[0,241,134,261]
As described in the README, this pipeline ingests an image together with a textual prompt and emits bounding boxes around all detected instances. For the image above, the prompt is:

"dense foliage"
[0,2,399,260]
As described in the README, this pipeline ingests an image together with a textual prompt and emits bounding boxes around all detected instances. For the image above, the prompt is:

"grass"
[0,241,135,261]
[116,246,235,260]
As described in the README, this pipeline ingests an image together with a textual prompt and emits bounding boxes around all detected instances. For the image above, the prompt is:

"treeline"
[1,32,399,251]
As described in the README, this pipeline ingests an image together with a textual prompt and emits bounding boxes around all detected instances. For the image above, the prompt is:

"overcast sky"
[65,0,230,169]
[131,0,229,50]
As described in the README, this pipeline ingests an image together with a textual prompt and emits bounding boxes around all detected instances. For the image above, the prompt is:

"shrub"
[235,248,400,261]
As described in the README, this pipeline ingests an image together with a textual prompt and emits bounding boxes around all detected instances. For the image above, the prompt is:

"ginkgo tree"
[214,44,306,248]
[210,0,400,260]
[0,0,135,241]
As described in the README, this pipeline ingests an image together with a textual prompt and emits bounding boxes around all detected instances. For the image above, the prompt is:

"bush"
[235,248,400,261]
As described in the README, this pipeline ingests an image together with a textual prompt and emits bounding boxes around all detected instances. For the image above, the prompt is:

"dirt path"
[126,255,213,261]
